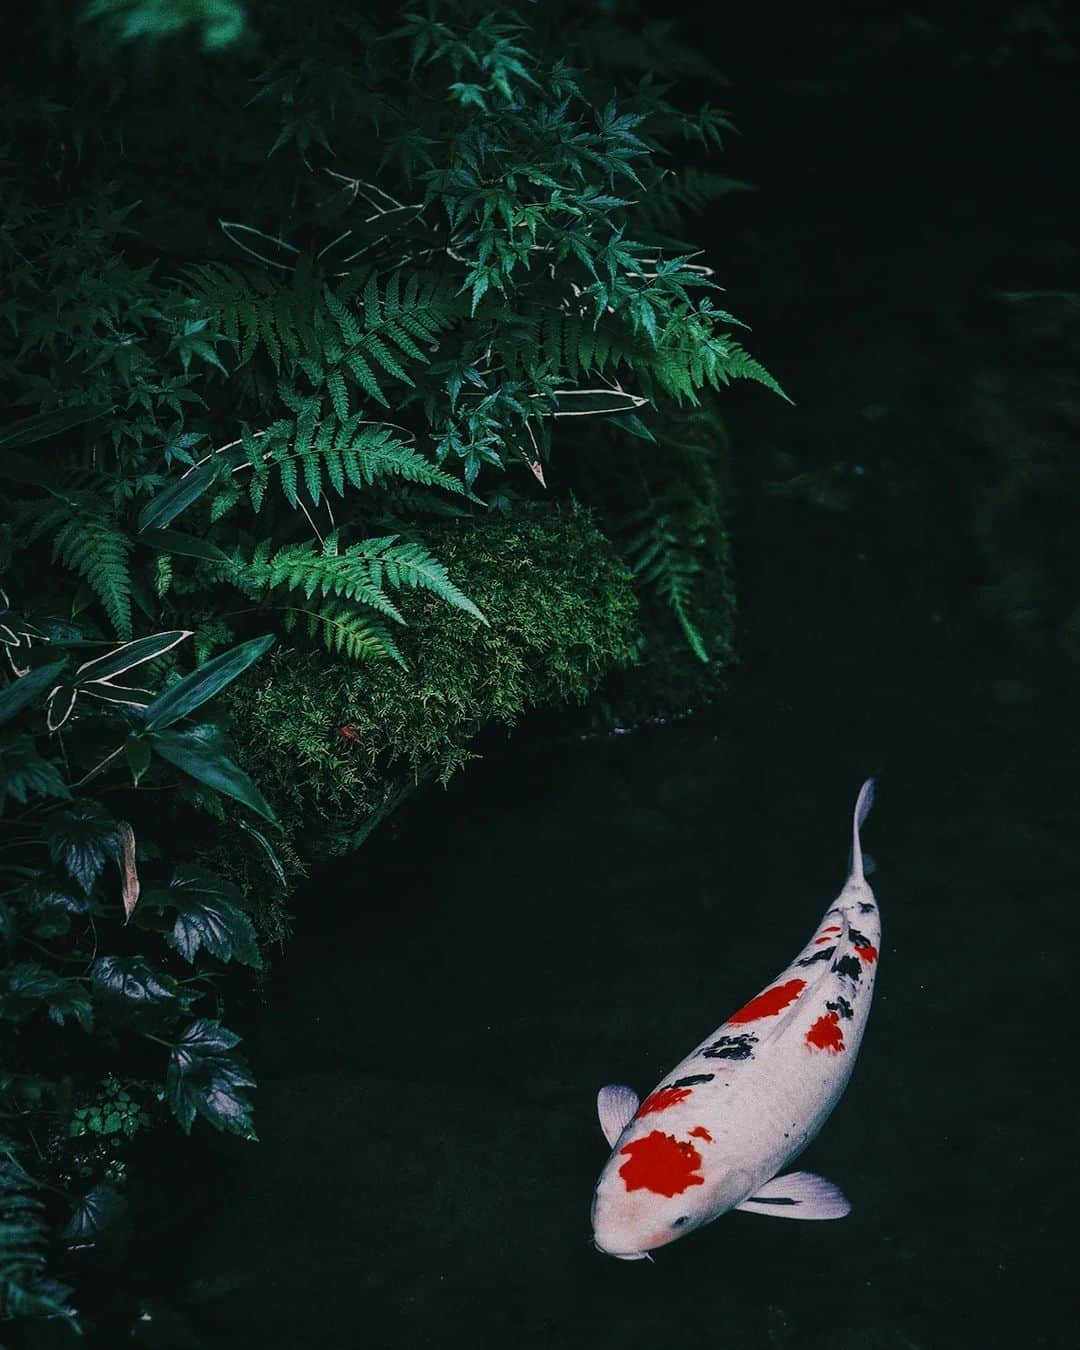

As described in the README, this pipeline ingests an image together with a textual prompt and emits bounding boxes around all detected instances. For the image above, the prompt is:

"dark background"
[71,7,1077,1348]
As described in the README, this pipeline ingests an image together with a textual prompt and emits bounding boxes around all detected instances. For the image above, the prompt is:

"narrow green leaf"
[125,734,152,785]
[236,818,288,888]
[0,404,110,449]
[139,529,231,562]
[74,631,190,686]
[141,634,275,730]
[151,725,279,824]
[0,661,67,727]
[136,462,216,533]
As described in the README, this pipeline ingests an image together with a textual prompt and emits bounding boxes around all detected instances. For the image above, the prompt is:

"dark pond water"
[73,13,1078,1350]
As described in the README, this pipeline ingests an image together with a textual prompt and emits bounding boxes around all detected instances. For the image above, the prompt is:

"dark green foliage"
[225,504,639,934]
[0,597,273,1327]
[2,0,781,1326]
[0,1155,76,1323]
[84,0,248,50]
[165,1019,256,1138]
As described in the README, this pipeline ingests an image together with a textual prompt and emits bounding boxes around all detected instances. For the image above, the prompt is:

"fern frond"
[235,533,486,630]
[249,539,407,624]
[52,509,133,638]
[351,535,487,623]
[234,417,471,509]
[637,167,755,235]
[0,1154,76,1323]
[179,262,464,411]
[625,512,709,662]
[278,602,405,666]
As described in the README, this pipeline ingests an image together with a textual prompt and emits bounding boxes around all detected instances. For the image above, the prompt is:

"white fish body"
[591,779,880,1260]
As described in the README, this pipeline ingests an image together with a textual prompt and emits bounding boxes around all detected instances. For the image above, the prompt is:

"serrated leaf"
[90,955,178,1006]
[46,982,94,1031]
[45,802,117,893]
[0,962,66,1022]
[153,865,261,968]
[0,736,70,812]
[166,1018,257,1138]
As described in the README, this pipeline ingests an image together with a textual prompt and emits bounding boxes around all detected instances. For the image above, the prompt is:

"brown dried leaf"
[118,822,140,923]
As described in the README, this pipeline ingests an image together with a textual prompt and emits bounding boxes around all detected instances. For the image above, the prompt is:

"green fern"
[231,532,486,663]
[0,1153,76,1323]
[625,508,710,662]
[180,262,464,408]
[278,601,405,666]
[17,495,134,639]
[637,167,755,236]
[243,415,471,511]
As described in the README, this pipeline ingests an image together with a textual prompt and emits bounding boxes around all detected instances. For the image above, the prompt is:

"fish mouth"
[592,1238,650,1262]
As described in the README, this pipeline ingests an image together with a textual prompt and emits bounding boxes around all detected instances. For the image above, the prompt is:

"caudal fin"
[849,778,875,885]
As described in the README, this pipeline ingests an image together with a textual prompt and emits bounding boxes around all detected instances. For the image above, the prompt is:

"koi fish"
[591,779,880,1260]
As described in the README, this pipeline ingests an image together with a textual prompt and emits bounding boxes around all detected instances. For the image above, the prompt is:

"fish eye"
[672,1216,691,1228]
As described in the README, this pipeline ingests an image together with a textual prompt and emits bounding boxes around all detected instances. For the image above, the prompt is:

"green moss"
[221,504,638,936]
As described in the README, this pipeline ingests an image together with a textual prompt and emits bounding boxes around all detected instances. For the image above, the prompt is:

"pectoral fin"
[735,1170,852,1220]
[597,1084,639,1147]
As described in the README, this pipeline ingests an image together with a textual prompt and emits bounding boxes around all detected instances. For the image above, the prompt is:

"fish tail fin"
[848,778,875,885]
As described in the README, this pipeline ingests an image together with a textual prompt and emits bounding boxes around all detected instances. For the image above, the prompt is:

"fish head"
[591,1134,748,1259]
[590,1175,699,1259]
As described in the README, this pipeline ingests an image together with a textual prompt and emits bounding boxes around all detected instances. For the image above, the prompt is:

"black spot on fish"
[848,926,871,947]
[670,1074,715,1088]
[827,996,854,1021]
[833,954,862,982]
[702,1034,756,1061]
[858,902,875,914]
[745,1195,799,1207]
[797,946,835,966]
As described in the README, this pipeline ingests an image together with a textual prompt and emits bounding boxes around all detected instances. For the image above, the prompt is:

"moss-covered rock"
[220,504,638,935]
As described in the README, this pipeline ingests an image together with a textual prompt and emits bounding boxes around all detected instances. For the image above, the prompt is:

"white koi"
[591,779,880,1260]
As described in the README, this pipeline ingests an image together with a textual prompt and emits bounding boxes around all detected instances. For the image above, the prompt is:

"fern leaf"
[345,351,388,407]
[345,426,471,497]
[258,540,407,624]
[52,510,133,638]
[327,368,349,421]
[279,603,405,666]
[354,536,486,623]
[626,512,710,662]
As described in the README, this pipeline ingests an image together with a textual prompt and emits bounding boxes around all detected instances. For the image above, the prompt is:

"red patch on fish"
[805,1011,845,1054]
[637,1086,692,1117]
[822,925,841,934]
[689,1126,712,1142]
[814,936,834,945]
[854,944,878,963]
[619,1131,705,1197]
[728,978,806,1025]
